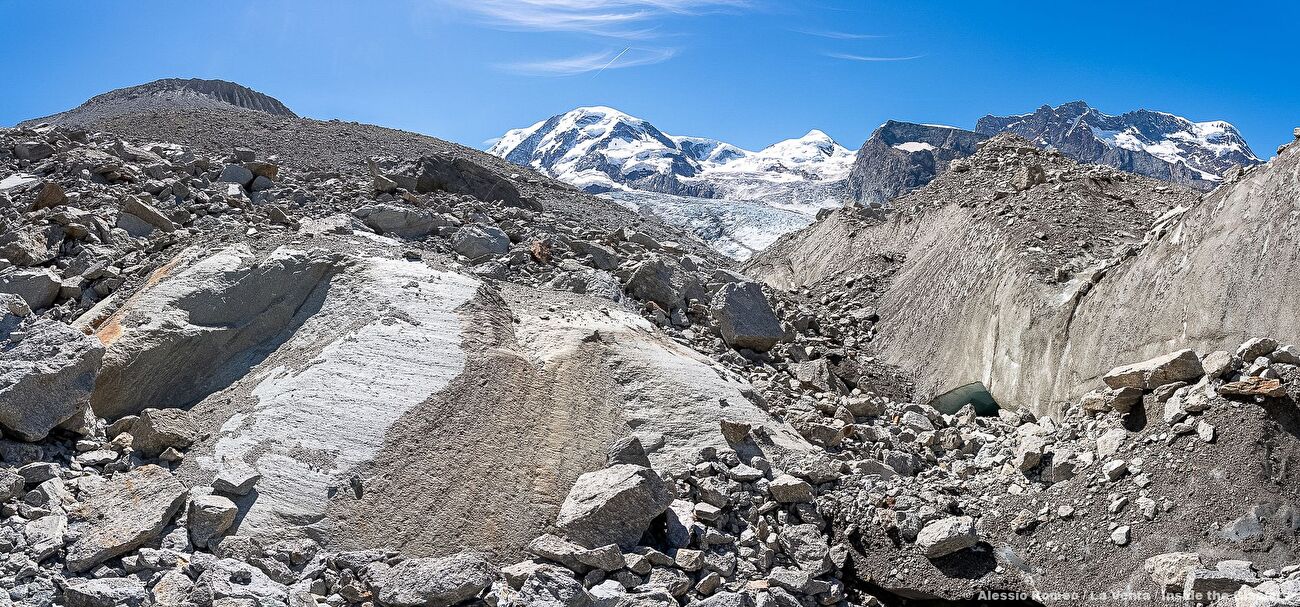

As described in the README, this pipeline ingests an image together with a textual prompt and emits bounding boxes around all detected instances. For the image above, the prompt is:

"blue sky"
[1,1,1296,155]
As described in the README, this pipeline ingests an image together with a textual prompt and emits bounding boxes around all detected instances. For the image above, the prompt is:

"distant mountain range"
[488,106,854,214]
[976,101,1260,190]
[484,101,1262,258]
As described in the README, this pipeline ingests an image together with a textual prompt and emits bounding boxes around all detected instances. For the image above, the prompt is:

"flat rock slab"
[66,464,187,572]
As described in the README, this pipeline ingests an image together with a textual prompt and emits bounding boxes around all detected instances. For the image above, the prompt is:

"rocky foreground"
[2,86,1300,607]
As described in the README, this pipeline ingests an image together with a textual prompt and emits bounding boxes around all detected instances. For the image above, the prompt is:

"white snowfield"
[488,106,854,258]
[488,106,853,203]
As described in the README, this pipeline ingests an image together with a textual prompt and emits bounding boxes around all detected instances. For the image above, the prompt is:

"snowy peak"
[487,106,853,194]
[976,101,1259,188]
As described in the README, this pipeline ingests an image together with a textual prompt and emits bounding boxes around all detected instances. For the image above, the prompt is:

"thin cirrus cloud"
[453,0,751,37]
[500,47,679,76]
[824,52,925,62]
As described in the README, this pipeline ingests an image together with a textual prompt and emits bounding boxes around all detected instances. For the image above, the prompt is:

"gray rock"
[354,204,450,239]
[0,468,23,502]
[213,464,261,496]
[606,436,652,468]
[451,225,510,261]
[64,577,149,607]
[373,553,494,607]
[0,319,104,441]
[710,281,783,352]
[915,516,978,558]
[123,196,177,233]
[219,164,255,187]
[196,558,289,605]
[778,523,832,576]
[1145,552,1203,591]
[0,223,62,267]
[23,513,66,561]
[693,592,754,607]
[0,268,60,310]
[377,153,540,211]
[625,258,693,310]
[66,464,188,572]
[189,494,239,548]
[130,407,199,457]
[1102,349,1204,390]
[1237,337,1279,361]
[516,563,595,606]
[768,474,813,503]
[555,464,674,549]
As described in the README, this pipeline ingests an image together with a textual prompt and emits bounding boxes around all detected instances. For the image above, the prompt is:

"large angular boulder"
[1102,349,1204,391]
[64,578,149,607]
[0,268,61,310]
[0,319,104,441]
[710,281,783,352]
[354,204,451,239]
[194,558,289,605]
[373,553,495,607]
[451,225,510,262]
[555,464,674,549]
[0,224,63,266]
[626,258,699,310]
[65,465,188,572]
[915,516,978,558]
[129,407,199,457]
[377,153,541,211]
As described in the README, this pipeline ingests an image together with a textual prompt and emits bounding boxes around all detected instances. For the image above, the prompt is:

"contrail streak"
[592,47,631,77]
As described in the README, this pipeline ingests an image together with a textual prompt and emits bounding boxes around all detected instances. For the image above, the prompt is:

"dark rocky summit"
[845,120,989,205]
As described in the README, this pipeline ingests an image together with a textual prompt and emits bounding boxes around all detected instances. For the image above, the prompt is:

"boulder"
[0,224,63,266]
[189,494,239,547]
[0,268,60,309]
[451,225,510,261]
[373,553,494,607]
[65,464,188,572]
[33,182,66,209]
[778,523,832,576]
[0,319,104,440]
[1145,552,1203,591]
[130,407,199,456]
[916,516,978,558]
[626,258,696,310]
[377,153,540,211]
[218,164,255,187]
[710,281,783,352]
[64,578,149,607]
[195,558,289,605]
[1102,349,1204,391]
[555,464,674,549]
[768,474,813,503]
[122,196,177,233]
[354,204,450,239]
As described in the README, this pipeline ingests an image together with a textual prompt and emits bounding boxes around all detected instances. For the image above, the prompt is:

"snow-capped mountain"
[489,106,855,259]
[489,106,854,208]
[976,101,1260,190]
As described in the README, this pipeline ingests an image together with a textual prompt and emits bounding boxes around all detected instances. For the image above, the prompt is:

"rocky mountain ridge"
[976,101,1261,191]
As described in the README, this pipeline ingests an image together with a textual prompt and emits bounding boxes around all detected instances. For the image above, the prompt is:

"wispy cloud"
[500,47,678,75]
[451,0,750,37]
[796,29,882,40]
[824,52,925,62]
